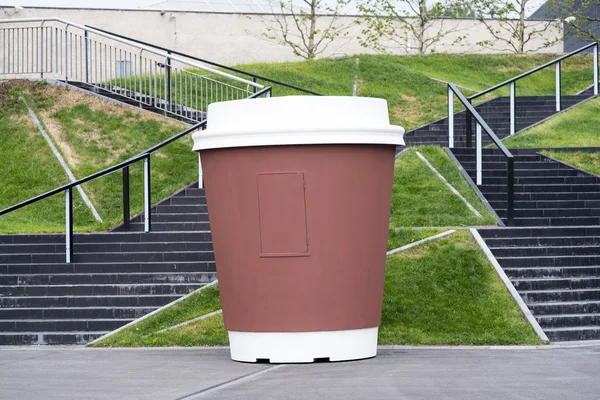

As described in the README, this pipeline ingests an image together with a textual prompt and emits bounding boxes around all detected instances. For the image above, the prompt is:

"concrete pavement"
[1,345,599,399]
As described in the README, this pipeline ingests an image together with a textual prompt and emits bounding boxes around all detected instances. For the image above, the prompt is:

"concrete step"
[0,261,216,274]
[536,314,600,329]
[0,272,215,286]
[498,254,600,268]
[0,294,181,308]
[504,266,600,279]
[0,251,215,264]
[0,283,200,297]
[0,331,107,345]
[0,241,213,254]
[0,306,157,319]
[512,278,600,291]
[127,222,211,232]
[543,326,600,342]
[0,318,131,332]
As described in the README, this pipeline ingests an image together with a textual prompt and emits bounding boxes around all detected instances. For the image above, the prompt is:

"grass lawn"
[391,146,496,227]
[503,97,600,149]
[379,230,540,345]
[394,53,595,98]
[0,81,95,233]
[91,230,540,347]
[235,54,594,129]
[0,81,197,233]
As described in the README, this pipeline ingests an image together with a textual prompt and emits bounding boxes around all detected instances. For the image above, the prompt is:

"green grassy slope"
[394,54,594,97]
[0,81,95,233]
[503,97,600,149]
[0,81,195,233]
[232,54,594,130]
[391,147,496,227]
[91,230,540,347]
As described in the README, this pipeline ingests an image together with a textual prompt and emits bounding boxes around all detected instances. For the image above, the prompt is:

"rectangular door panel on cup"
[257,172,309,257]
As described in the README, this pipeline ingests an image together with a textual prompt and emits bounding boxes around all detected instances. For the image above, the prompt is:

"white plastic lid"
[192,96,405,151]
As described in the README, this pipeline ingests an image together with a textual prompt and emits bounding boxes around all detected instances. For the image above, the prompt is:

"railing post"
[166,51,172,112]
[198,153,203,189]
[510,81,516,135]
[506,158,514,226]
[65,188,73,263]
[448,85,454,148]
[40,27,44,79]
[122,166,130,231]
[253,77,257,94]
[594,43,599,96]
[84,30,89,83]
[139,53,143,108]
[144,156,151,233]
[466,99,472,148]
[64,29,69,83]
[555,61,561,112]
[476,122,482,185]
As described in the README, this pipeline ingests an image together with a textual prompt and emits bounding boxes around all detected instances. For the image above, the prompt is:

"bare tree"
[356,0,469,55]
[260,0,352,60]
[474,0,562,53]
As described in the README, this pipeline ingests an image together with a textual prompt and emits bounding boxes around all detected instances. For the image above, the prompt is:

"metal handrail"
[0,17,264,89]
[469,42,598,100]
[0,86,273,262]
[0,121,204,218]
[450,85,512,158]
[85,24,323,96]
[448,83,514,225]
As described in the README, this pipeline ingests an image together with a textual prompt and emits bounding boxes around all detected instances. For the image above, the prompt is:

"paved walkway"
[1,345,599,399]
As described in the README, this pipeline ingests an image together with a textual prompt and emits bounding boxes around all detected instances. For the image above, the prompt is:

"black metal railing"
[0,86,272,262]
[85,25,324,97]
[453,42,599,145]
[448,83,514,225]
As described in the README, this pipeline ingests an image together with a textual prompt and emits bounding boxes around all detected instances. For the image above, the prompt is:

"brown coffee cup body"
[200,143,396,333]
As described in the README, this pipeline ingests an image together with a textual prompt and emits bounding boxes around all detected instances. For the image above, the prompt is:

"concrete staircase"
[0,183,215,345]
[479,227,600,341]
[452,148,600,341]
[405,91,594,147]
[452,148,600,227]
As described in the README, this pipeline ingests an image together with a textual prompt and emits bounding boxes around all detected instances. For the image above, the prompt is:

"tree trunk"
[308,0,317,59]
[418,0,427,54]
[518,0,527,53]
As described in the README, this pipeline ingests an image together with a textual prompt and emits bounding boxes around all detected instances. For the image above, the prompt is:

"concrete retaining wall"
[0,7,564,65]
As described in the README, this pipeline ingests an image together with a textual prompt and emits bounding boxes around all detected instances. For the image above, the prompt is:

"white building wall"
[0,7,564,65]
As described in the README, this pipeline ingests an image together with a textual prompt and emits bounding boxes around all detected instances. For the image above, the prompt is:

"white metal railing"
[0,18,264,121]
[448,42,599,149]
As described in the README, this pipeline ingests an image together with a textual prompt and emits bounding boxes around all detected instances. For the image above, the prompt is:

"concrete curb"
[470,228,550,343]
[416,151,482,218]
[386,230,456,256]
[154,309,223,335]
